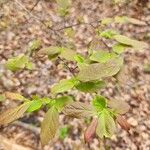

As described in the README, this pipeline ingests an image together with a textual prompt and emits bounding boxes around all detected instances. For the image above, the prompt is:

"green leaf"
[114,16,128,24]
[27,100,42,112]
[92,95,107,112]
[89,51,117,63]
[144,63,150,73]
[63,102,93,118]
[100,29,118,39]
[101,17,113,25]
[78,56,123,82]
[40,107,59,146]
[27,39,41,53]
[54,96,74,111]
[114,35,148,50]
[112,43,129,54]
[59,126,69,140]
[56,0,71,16]
[60,49,76,61]
[5,54,30,71]
[74,54,85,63]
[0,102,31,125]
[96,109,116,138]
[74,54,87,69]
[64,28,75,38]
[5,92,25,101]
[75,81,105,93]
[0,94,5,102]
[38,46,62,59]
[51,78,78,94]
[108,99,130,115]
[26,62,34,70]
[56,0,70,9]
[40,97,52,105]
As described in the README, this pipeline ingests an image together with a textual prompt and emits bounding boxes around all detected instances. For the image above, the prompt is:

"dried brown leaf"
[5,92,25,101]
[0,102,31,125]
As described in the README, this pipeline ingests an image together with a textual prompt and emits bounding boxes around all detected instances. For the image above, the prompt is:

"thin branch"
[55,20,101,31]
[14,0,54,32]
[30,0,41,12]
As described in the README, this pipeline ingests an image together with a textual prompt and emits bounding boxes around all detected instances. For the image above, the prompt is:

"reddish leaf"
[116,115,130,131]
[84,117,98,143]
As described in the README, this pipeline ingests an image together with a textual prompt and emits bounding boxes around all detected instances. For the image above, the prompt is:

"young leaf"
[59,126,69,140]
[78,56,123,82]
[100,29,118,39]
[84,117,98,143]
[108,99,130,115]
[114,35,148,50]
[5,92,25,101]
[60,49,76,61]
[25,62,34,70]
[101,17,113,25]
[112,43,129,54]
[51,78,78,94]
[27,100,42,112]
[27,39,41,53]
[115,16,128,24]
[75,81,105,93]
[40,107,59,146]
[74,54,85,63]
[5,54,30,71]
[0,94,5,102]
[54,96,74,111]
[144,63,150,73]
[96,109,116,138]
[89,51,117,63]
[64,28,75,38]
[56,0,71,16]
[63,102,93,118]
[92,95,107,112]
[0,102,31,125]
[38,46,62,59]
[40,97,52,105]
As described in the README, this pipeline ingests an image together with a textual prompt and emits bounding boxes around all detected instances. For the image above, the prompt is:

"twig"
[30,0,41,12]
[14,0,54,32]
[58,56,75,75]
[101,39,112,52]
[55,20,101,31]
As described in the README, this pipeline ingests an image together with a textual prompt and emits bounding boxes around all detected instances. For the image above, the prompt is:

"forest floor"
[0,0,150,150]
